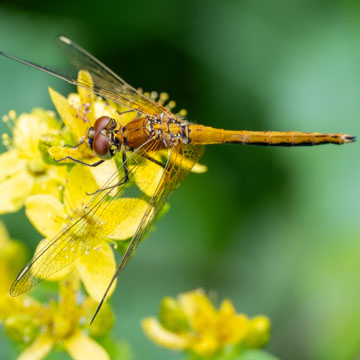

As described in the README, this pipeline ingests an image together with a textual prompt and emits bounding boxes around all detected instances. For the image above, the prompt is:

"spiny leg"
[86,151,130,195]
[55,157,105,167]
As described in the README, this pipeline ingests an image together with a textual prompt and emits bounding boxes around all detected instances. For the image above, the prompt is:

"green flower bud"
[243,316,271,348]
[159,297,189,333]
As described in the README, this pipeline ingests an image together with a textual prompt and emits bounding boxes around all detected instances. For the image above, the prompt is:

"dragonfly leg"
[141,153,165,168]
[86,151,130,196]
[55,156,105,167]
[116,109,137,117]
[62,138,85,149]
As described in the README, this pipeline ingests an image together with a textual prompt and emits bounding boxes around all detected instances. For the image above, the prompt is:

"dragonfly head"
[87,116,118,160]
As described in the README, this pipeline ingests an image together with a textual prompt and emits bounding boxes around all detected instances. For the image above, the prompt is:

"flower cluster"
[142,289,271,359]
[0,70,207,359]
[0,71,142,359]
[0,70,272,360]
[0,221,115,360]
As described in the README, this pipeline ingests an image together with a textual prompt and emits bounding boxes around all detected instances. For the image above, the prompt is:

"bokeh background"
[0,1,360,359]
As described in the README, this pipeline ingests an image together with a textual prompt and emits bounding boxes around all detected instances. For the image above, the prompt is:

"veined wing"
[91,143,205,321]
[11,140,204,297]
[0,35,168,117]
[10,139,164,296]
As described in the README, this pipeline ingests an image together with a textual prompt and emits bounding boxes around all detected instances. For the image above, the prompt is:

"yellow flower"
[25,162,150,302]
[0,221,29,320]
[142,289,271,358]
[6,274,113,360]
[0,109,67,214]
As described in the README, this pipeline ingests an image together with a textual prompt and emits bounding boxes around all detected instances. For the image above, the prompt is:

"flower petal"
[218,299,249,344]
[18,334,54,360]
[0,221,10,248]
[49,87,88,141]
[64,165,98,214]
[0,149,26,181]
[63,330,109,360]
[25,195,66,239]
[179,289,217,334]
[0,170,33,214]
[13,112,55,158]
[90,159,118,191]
[142,317,189,350]
[77,241,116,302]
[191,162,207,174]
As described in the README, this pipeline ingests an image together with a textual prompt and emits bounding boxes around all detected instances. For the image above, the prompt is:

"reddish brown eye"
[94,116,112,132]
[93,133,111,159]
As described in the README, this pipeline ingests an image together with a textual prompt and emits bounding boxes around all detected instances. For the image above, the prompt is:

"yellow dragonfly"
[0,36,355,321]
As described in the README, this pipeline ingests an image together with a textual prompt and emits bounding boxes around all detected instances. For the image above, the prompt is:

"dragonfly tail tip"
[344,135,356,143]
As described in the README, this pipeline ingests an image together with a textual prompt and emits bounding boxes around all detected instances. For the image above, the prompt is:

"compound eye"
[94,116,115,132]
[93,133,112,159]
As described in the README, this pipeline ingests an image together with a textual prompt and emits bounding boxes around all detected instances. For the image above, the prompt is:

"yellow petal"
[77,241,116,302]
[89,158,118,192]
[64,165,98,214]
[63,330,109,360]
[25,195,66,239]
[0,149,26,181]
[49,87,88,141]
[191,334,219,357]
[0,170,33,214]
[48,146,83,162]
[18,334,54,360]
[32,174,64,202]
[218,299,249,345]
[142,317,190,350]
[191,162,208,174]
[0,221,10,248]
[13,113,49,158]
[218,299,236,317]
[179,289,217,334]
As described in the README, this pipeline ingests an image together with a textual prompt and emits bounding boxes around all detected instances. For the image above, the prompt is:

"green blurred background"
[0,1,359,359]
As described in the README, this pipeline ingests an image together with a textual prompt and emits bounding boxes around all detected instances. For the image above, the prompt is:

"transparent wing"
[11,140,204,297]
[0,35,168,116]
[10,139,159,295]
[91,143,205,320]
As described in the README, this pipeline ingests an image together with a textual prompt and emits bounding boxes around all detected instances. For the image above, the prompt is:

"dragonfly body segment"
[91,114,355,163]
[0,35,355,321]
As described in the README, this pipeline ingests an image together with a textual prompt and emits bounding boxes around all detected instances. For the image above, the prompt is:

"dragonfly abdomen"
[188,125,355,146]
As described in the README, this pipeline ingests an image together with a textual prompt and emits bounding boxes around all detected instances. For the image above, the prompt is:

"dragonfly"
[0,36,355,322]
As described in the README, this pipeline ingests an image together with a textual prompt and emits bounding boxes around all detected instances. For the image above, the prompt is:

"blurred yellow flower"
[0,109,66,214]
[6,274,113,360]
[142,289,271,358]
[0,221,29,320]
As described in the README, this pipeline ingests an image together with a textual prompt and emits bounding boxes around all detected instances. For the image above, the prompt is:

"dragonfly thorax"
[147,115,191,147]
